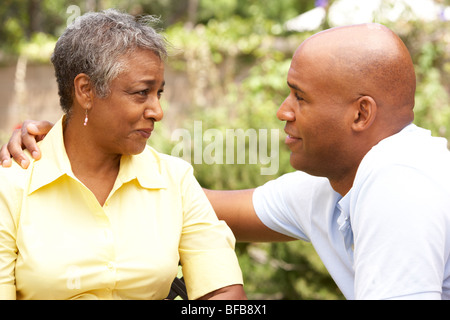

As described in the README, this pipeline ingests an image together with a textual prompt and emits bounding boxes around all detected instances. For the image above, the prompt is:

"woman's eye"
[132,89,149,96]
[137,90,149,96]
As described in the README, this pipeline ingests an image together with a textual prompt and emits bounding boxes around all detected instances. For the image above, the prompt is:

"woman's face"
[89,49,165,156]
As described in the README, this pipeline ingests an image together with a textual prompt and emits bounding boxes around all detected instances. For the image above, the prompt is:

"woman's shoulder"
[141,145,193,173]
[0,158,31,188]
[0,160,30,217]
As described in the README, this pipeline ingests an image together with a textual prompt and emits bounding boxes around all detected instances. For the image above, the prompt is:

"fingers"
[0,120,53,169]
[0,143,12,167]
[1,128,29,168]
[21,121,45,160]
[18,120,53,164]
[6,128,31,169]
[26,120,54,137]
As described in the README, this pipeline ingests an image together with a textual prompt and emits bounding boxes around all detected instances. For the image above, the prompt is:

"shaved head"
[295,23,416,127]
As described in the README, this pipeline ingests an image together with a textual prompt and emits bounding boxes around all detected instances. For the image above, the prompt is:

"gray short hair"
[51,9,168,114]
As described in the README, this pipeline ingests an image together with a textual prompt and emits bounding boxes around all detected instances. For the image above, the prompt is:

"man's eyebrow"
[287,81,305,93]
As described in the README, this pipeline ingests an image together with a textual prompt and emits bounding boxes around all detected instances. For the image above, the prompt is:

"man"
[2,23,450,299]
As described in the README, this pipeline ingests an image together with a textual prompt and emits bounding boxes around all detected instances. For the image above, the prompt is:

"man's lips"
[284,132,302,145]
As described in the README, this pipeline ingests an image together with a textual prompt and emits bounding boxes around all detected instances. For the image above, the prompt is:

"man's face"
[277,45,356,179]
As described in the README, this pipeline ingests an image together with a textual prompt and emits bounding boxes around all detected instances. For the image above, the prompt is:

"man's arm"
[198,284,247,300]
[204,189,295,242]
[0,120,53,168]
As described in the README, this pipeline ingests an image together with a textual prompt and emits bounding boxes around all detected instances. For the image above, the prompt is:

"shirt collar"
[116,147,167,190]
[28,116,167,195]
[336,192,351,230]
[28,116,71,195]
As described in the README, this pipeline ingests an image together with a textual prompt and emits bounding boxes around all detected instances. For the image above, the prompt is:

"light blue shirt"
[253,124,450,299]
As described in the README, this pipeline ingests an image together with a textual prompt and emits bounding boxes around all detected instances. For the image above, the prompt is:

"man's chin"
[289,153,304,171]
[289,154,321,177]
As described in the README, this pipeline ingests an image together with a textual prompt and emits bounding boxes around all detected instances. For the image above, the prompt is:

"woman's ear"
[351,95,377,132]
[73,73,93,109]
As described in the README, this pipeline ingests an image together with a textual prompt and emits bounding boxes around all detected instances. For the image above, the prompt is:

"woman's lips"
[137,129,153,139]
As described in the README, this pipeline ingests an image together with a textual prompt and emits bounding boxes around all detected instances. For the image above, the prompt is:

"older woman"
[0,9,245,300]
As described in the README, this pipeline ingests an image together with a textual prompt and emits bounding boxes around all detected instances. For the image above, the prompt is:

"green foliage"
[237,242,344,300]
[18,32,57,63]
[413,34,450,140]
[386,19,450,143]
[197,0,314,25]
[0,2,27,55]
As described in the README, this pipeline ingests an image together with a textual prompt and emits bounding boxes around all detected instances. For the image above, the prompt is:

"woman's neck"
[63,118,120,206]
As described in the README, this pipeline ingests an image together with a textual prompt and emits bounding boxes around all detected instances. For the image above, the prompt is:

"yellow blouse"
[0,117,242,300]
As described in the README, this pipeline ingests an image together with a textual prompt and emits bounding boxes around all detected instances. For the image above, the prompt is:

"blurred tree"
[0,0,29,54]
[27,0,43,37]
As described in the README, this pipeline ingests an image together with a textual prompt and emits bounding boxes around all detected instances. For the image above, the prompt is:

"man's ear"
[351,95,377,132]
[73,73,94,109]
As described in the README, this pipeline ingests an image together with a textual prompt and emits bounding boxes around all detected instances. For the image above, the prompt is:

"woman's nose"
[144,98,164,122]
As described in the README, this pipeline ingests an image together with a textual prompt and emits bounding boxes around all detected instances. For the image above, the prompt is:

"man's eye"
[295,93,304,101]
[157,90,164,98]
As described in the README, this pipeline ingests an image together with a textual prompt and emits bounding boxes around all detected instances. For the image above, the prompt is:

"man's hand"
[0,120,54,168]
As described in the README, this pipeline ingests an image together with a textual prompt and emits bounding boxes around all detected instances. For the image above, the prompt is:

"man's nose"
[276,96,295,122]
